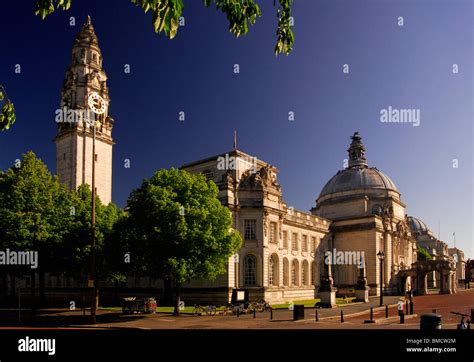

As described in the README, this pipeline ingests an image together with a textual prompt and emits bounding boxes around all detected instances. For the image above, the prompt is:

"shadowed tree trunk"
[163,278,172,306]
[39,270,45,307]
[30,270,36,315]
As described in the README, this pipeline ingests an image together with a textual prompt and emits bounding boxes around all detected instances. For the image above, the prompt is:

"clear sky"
[0,0,472,257]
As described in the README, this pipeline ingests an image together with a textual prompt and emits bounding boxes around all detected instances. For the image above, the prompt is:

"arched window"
[372,204,383,216]
[291,259,299,286]
[302,260,309,286]
[269,254,279,287]
[283,258,289,286]
[244,255,257,286]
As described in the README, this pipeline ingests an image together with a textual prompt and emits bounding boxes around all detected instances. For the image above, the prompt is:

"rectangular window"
[269,222,277,243]
[311,237,317,253]
[244,219,257,240]
[283,231,288,248]
[292,233,298,251]
[63,153,66,161]
[302,235,308,252]
[202,170,214,180]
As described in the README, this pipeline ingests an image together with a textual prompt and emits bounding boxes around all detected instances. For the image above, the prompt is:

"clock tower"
[55,16,114,204]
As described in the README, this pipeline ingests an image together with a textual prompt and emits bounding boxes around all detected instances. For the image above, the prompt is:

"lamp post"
[377,251,385,306]
[89,115,98,324]
[87,92,106,324]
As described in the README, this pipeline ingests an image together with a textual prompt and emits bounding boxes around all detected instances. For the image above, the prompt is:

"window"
[291,260,299,286]
[302,260,309,286]
[269,254,279,287]
[282,231,288,248]
[302,235,308,252]
[283,258,289,286]
[244,219,257,240]
[269,222,277,243]
[372,204,383,216]
[244,255,257,286]
[292,233,298,251]
[63,153,66,161]
[311,237,316,253]
[269,257,274,286]
[202,170,214,180]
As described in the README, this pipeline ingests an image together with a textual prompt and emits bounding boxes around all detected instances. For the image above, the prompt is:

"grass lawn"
[100,297,357,313]
[271,297,356,309]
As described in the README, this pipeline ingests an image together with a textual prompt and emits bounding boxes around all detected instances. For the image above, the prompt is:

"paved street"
[68,288,474,330]
[2,289,472,330]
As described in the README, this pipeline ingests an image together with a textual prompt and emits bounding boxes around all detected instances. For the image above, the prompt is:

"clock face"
[88,92,107,115]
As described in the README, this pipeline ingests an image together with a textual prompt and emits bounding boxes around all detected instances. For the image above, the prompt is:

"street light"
[87,92,107,324]
[377,251,385,306]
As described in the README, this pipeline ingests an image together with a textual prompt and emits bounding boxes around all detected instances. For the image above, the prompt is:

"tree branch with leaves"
[0,85,16,131]
[34,0,295,55]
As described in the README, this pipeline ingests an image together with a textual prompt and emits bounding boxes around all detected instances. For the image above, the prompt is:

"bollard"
[385,305,388,318]
[410,301,413,315]
[370,307,373,320]
[341,310,344,323]
[471,308,474,322]
[315,310,319,322]
[270,308,273,320]
[253,309,256,319]
[406,301,409,315]
[400,312,405,324]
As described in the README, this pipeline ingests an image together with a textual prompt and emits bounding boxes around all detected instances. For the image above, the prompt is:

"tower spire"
[233,130,237,151]
[347,132,368,168]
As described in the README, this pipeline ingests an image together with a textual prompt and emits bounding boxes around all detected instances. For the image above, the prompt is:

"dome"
[318,132,398,199]
[319,167,398,198]
[407,216,430,234]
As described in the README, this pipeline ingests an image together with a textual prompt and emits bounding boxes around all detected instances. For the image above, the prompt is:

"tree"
[121,168,242,315]
[61,184,124,280]
[0,152,72,306]
[0,152,124,308]
[34,0,295,55]
[417,246,432,261]
[0,85,16,131]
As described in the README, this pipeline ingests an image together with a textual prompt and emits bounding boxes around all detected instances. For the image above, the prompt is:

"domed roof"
[318,132,398,199]
[407,216,430,234]
[319,167,398,198]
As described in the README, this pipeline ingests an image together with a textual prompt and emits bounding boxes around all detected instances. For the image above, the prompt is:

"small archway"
[291,259,300,287]
[269,254,279,287]
[400,259,457,295]
[302,260,309,286]
[283,258,289,286]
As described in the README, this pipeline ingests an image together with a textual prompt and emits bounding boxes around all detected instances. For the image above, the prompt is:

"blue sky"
[0,0,472,257]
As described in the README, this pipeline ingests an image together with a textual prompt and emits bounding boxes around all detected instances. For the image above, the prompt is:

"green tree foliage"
[62,184,124,279]
[0,85,16,131]
[34,0,295,55]
[118,168,242,315]
[0,152,71,261]
[0,152,124,304]
[417,246,433,261]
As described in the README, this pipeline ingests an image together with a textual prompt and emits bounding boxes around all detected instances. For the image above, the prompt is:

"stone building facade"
[311,132,417,296]
[181,133,420,302]
[182,150,330,303]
